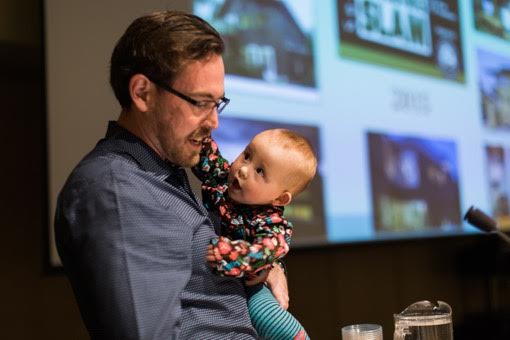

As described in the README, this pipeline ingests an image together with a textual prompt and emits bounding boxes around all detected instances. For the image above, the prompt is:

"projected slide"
[213,116,327,244]
[194,0,316,88]
[478,48,510,129]
[485,145,510,231]
[337,0,464,82]
[474,0,510,40]
[367,132,461,233]
[45,0,510,267]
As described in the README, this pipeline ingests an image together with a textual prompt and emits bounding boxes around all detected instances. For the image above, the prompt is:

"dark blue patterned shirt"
[55,121,257,339]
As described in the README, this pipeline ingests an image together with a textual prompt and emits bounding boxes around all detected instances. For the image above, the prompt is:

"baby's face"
[228,132,295,205]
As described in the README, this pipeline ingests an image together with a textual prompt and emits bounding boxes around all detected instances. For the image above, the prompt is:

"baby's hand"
[206,244,220,267]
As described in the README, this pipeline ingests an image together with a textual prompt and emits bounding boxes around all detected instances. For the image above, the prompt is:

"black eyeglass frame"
[147,77,230,114]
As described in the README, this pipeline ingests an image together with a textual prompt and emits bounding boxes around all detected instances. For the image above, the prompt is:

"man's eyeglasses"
[148,77,230,114]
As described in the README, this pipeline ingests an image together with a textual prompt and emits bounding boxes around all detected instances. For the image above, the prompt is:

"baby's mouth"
[230,177,241,191]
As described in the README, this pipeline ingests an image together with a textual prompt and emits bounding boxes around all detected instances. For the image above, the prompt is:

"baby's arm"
[191,136,230,212]
[208,212,293,278]
[191,136,230,186]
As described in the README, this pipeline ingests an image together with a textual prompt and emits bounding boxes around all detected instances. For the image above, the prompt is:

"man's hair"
[110,11,224,108]
[268,129,318,195]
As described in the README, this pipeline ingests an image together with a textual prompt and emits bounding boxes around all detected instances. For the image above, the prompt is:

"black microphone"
[464,206,510,244]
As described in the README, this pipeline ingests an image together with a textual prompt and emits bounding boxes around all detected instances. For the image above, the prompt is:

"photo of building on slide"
[212,116,326,243]
[367,132,461,233]
[485,145,510,231]
[474,0,510,41]
[337,0,465,82]
[194,0,316,88]
[478,48,510,129]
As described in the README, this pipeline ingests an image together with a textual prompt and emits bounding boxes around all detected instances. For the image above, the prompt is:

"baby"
[192,128,317,340]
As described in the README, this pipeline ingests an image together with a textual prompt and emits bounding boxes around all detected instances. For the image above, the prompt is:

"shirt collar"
[104,121,182,178]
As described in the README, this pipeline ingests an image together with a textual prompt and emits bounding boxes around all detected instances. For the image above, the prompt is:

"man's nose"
[203,108,219,129]
[238,166,248,179]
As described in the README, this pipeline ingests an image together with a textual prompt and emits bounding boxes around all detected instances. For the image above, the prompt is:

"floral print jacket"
[191,137,292,278]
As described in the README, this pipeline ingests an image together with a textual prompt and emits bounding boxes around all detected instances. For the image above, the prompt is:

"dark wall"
[2,4,510,340]
[1,42,88,339]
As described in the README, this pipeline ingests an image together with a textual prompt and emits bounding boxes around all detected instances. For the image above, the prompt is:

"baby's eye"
[256,168,264,176]
[243,152,250,160]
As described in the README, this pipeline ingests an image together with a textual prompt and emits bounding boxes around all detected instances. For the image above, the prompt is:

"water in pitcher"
[393,315,453,340]
[393,301,453,340]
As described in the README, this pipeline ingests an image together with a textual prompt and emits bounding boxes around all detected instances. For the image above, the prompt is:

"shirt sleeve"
[55,166,194,339]
[191,136,230,187]
[209,212,293,278]
[191,136,232,214]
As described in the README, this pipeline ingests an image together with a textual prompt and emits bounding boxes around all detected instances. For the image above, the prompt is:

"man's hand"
[265,264,289,310]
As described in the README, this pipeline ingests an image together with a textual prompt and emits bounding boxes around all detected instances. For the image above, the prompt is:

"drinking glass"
[342,323,383,340]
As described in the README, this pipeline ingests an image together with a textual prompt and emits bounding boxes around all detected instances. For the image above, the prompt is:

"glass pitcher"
[393,300,453,340]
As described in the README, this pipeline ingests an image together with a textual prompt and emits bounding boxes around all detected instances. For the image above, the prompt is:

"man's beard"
[165,128,211,167]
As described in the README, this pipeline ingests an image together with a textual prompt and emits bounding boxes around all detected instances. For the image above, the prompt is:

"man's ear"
[129,74,152,112]
[272,191,292,207]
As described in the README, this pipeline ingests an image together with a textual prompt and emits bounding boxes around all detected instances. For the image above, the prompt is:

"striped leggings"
[247,284,310,340]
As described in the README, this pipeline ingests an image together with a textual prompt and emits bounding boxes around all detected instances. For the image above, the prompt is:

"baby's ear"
[273,191,292,206]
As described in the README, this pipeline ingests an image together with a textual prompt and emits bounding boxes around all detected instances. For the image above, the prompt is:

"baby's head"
[228,128,317,206]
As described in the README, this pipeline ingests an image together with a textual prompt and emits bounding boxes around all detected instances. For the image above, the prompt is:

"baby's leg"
[247,284,310,340]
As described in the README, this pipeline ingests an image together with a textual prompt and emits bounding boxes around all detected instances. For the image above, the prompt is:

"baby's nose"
[238,166,248,179]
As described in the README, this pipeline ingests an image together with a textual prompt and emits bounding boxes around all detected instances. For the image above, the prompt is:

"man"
[55,11,288,339]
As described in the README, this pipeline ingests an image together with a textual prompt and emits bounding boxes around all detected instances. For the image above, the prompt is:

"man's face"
[151,54,225,167]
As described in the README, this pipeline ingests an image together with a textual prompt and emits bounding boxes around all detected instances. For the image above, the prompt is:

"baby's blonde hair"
[263,128,318,195]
